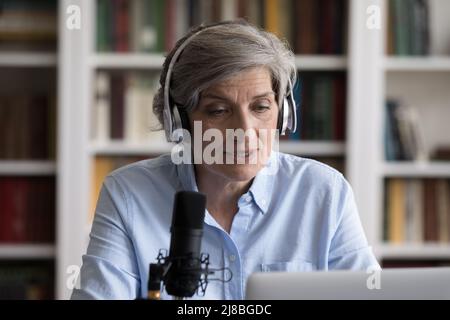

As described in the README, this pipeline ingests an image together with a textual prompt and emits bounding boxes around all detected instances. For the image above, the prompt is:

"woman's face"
[189,67,279,182]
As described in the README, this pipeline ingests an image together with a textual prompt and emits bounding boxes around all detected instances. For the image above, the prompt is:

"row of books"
[0,0,57,51]
[385,100,426,161]
[0,177,55,243]
[387,0,430,56]
[287,72,346,141]
[96,0,347,54]
[93,71,165,143]
[0,261,53,300]
[384,178,450,244]
[292,0,346,54]
[0,95,56,160]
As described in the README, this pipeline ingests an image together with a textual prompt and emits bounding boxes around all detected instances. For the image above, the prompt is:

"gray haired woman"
[72,20,379,300]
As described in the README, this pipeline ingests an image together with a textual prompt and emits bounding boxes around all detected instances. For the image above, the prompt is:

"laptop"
[245,268,450,300]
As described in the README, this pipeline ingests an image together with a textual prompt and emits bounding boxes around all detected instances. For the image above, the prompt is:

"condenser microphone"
[164,191,206,298]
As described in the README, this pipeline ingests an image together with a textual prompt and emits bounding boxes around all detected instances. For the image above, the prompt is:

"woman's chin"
[213,163,263,182]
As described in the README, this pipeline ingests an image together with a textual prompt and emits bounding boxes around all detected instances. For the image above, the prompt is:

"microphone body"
[164,191,206,298]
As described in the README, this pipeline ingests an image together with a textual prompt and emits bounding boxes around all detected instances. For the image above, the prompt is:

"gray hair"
[152,20,296,128]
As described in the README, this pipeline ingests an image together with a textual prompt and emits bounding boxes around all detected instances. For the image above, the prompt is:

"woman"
[72,20,379,300]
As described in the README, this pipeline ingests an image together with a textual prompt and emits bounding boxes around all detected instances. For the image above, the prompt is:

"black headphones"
[163,21,297,142]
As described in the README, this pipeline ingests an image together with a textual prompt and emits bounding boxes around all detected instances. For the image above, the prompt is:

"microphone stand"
[147,249,232,300]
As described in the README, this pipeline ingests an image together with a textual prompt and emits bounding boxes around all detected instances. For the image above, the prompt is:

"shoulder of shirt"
[276,152,344,182]
[279,152,342,176]
[106,153,175,179]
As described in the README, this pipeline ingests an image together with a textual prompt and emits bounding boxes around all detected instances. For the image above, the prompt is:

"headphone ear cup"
[278,97,291,135]
[277,103,284,132]
[175,105,191,133]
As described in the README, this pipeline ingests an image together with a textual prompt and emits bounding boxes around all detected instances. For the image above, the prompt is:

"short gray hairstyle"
[152,20,296,128]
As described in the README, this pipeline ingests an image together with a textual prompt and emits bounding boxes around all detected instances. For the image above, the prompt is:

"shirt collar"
[176,151,280,215]
[249,151,279,214]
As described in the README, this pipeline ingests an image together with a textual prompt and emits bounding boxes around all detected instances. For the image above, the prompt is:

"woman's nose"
[228,109,259,147]
[231,108,253,131]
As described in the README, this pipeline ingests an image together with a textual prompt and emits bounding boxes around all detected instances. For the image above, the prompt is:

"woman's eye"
[208,109,227,116]
[254,105,271,113]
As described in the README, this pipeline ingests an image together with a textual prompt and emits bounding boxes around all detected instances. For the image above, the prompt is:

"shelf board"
[90,53,347,70]
[0,244,55,259]
[89,141,346,157]
[89,141,173,155]
[376,244,450,259]
[295,55,347,70]
[0,52,57,67]
[0,161,57,175]
[279,141,346,156]
[90,53,165,69]
[382,162,450,177]
[384,56,450,72]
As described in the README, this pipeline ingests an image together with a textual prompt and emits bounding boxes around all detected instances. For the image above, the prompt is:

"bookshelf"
[375,0,450,265]
[52,0,450,298]
[0,0,59,299]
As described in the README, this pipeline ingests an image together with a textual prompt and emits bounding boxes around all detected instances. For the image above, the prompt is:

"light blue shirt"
[71,151,379,300]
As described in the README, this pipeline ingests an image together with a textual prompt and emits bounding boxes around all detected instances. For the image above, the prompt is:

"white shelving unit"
[372,0,450,260]
[55,0,450,299]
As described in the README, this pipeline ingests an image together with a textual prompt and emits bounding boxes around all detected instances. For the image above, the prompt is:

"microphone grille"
[171,191,206,229]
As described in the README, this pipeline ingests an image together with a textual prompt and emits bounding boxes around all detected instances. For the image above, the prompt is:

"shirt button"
[261,199,266,205]
[245,195,251,202]
[229,254,236,262]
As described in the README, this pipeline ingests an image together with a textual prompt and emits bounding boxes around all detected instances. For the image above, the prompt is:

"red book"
[294,0,316,54]
[10,178,28,242]
[320,0,334,54]
[211,0,222,22]
[115,0,129,52]
[237,0,248,19]
[333,74,346,140]
[2,178,15,242]
[29,96,49,159]
[110,73,125,140]
[424,179,438,242]
[0,179,7,242]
